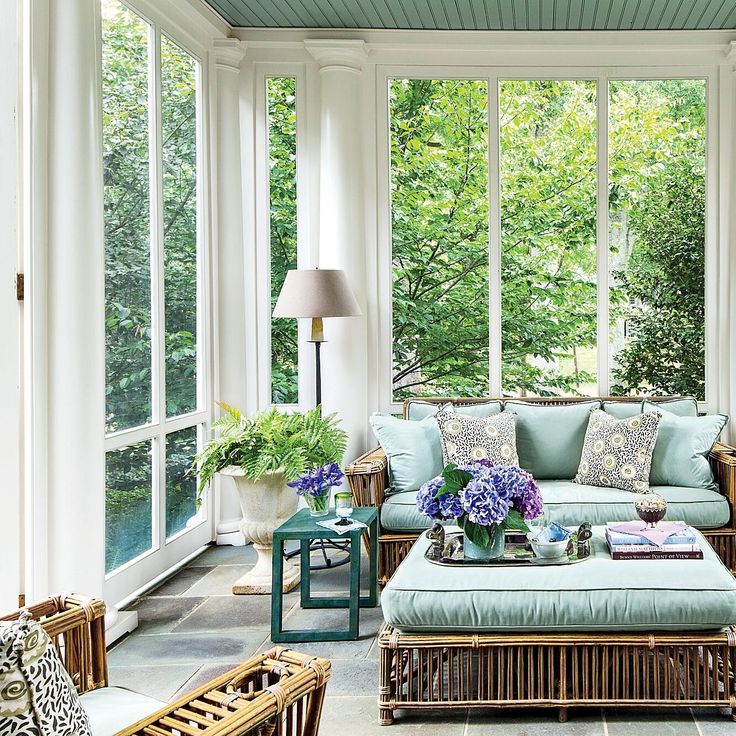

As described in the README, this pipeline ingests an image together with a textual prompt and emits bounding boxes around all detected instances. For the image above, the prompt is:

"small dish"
[527,529,570,559]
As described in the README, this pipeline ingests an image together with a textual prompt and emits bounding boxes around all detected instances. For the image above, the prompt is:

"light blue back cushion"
[643,401,727,490]
[406,401,503,421]
[370,413,443,494]
[653,397,699,417]
[602,401,643,419]
[503,401,600,480]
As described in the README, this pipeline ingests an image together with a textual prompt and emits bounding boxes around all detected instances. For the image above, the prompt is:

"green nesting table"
[271,506,379,642]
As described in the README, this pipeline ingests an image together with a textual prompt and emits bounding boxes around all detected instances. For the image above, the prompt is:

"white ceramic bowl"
[527,532,569,559]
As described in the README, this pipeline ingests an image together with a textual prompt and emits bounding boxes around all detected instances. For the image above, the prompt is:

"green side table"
[271,506,379,642]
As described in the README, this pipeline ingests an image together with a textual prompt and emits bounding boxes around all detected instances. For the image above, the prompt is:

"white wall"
[0,0,22,612]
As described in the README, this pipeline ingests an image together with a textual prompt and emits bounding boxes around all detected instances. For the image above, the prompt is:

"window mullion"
[488,75,502,397]
[150,24,165,551]
[596,74,610,397]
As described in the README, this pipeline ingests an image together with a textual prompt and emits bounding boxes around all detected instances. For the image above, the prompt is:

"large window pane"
[268,77,298,404]
[390,79,489,400]
[165,426,199,538]
[102,1,152,432]
[162,36,199,417]
[105,441,153,573]
[608,80,706,399]
[500,80,597,397]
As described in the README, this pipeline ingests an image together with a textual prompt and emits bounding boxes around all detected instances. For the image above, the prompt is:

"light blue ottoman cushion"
[381,527,736,633]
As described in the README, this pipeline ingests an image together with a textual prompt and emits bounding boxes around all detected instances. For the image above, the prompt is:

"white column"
[41,0,106,600]
[212,39,248,545]
[305,40,370,462]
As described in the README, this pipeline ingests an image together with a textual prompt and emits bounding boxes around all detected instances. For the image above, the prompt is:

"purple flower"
[288,462,344,498]
[416,461,544,528]
[416,476,443,519]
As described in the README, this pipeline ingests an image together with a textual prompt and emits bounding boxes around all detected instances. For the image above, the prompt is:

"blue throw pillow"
[643,401,727,489]
[406,400,503,421]
[369,413,443,494]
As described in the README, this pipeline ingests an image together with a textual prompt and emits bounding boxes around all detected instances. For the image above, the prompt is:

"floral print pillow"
[574,409,661,493]
[435,409,519,467]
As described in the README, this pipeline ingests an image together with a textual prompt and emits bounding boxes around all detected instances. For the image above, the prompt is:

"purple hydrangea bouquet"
[416,460,543,559]
[288,462,345,517]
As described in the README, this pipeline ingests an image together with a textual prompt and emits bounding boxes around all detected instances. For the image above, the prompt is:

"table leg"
[300,538,311,608]
[348,532,361,639]
[271,536,285,642]
[368,514,379,606]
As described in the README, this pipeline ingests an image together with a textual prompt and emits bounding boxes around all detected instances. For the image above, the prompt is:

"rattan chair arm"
[711,441,736,528]
[114,648,331,736]
[346,447,389,509]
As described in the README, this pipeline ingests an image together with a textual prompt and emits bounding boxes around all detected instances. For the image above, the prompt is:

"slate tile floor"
[109,543,734,735]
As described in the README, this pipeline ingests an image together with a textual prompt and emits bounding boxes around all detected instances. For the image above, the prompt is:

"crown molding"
[212,38,247,71]
[304,39,369,73]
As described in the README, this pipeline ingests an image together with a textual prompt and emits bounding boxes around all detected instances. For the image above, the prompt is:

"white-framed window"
[378,66,714,413]
[101,0,210,585]
[254,63,312,410]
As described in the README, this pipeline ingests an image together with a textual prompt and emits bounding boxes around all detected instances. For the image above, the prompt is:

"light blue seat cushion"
[370,413,443,494]
[503,401,600,479]
[406,400,503,421]
[80,686,165,736]
[642,401,727,490]
[381,527,736,633]
[381,480,730,533]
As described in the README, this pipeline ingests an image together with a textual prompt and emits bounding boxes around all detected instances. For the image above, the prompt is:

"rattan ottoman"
[378,528,736,724]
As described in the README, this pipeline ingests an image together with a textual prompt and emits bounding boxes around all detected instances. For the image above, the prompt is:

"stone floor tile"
[688,707,734,735]
[189,544,257,567]
[171,662,249,699]
[173,593,298,632]
[149,566,214,596]
[108,630,270,666]
[108,663,200,701]
[258,635,375,660]
[605,708,699,736]
[319,696,467,736]
[281,600,385,638]
[184,565,255,596]
[466,707,604,735]
[130,596,207,634]
[321,659,378,696]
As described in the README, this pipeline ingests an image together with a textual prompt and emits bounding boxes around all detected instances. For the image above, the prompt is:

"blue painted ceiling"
[202,0,736,30]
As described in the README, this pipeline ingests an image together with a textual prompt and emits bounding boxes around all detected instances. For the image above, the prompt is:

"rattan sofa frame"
[1,594,331,736]
[345,396,736,586]
[377,623,736,724]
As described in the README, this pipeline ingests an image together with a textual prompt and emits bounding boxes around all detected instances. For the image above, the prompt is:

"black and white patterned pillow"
[574,409,661,492]
[435,409,519,466]
[0,612,92,736]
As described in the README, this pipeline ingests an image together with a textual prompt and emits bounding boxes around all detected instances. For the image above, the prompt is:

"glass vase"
[306,491,330,517]
[463,524,505,560]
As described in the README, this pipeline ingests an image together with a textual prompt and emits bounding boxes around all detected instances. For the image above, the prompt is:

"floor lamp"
[273,268,362,568]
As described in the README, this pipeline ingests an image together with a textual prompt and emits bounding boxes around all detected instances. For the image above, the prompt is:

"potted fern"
[196,403,347,594]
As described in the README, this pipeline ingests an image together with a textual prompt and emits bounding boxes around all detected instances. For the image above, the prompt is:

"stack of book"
[605,523,703,560]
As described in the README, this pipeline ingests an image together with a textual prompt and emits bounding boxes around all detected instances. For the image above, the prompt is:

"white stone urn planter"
[220,467,300,595]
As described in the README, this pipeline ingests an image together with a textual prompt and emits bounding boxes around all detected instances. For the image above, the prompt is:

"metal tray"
[424,524,592,567]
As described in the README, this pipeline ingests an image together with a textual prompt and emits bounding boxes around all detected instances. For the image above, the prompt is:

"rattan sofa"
[1,594,331,736]
[345,396,736,586]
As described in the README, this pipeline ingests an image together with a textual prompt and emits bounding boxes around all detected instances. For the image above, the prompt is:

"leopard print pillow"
[574,409,661,493]
[435,409,519,466]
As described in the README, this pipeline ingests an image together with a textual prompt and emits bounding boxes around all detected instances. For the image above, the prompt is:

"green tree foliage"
[268,77,299,404]
[609,80,706,399]
[102,1,200,571]
[389,78,705,400]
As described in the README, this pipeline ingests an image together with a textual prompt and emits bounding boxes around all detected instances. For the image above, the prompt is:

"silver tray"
[424,524,592,567]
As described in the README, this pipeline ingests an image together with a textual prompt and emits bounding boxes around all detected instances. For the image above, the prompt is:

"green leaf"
[459,519,490,548]
[501,508,530,533]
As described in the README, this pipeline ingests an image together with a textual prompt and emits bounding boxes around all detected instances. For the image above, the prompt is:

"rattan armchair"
[1,594,331,736]
[346,396,736,585]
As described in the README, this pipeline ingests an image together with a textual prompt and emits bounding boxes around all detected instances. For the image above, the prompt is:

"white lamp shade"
[273,269,362,318]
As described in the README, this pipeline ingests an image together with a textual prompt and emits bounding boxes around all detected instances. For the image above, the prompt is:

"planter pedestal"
[221,467,300,594]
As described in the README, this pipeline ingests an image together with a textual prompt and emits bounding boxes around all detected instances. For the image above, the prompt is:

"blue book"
[605,522,697,546]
